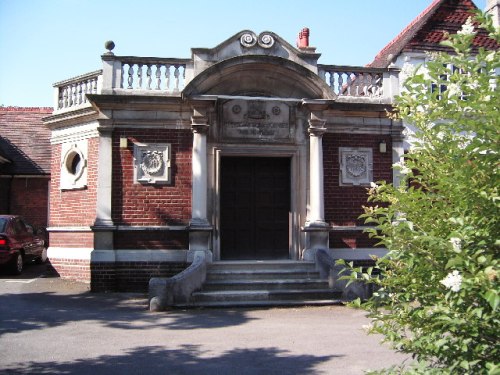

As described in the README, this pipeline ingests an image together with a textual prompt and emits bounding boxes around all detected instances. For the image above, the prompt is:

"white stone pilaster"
[93,127,114,250]
[188,100,215,254]
[191,122,209,226]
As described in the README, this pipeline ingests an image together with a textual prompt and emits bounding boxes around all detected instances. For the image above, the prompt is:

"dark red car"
[0,215,47,275]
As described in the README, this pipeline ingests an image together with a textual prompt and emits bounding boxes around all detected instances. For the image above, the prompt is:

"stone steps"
[177,260,343,308]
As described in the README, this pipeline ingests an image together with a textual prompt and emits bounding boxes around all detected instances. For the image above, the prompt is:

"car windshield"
[0,218,7,232]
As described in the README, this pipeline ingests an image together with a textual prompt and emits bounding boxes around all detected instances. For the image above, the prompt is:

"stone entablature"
[221,99,294,142]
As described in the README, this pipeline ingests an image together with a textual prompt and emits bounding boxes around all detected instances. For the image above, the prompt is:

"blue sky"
[0,0,487,107]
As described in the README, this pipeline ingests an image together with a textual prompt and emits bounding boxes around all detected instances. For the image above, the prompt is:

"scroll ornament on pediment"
[240,32,275,49]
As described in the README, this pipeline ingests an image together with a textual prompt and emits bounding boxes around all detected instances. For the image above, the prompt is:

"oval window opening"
[70,153,82,175]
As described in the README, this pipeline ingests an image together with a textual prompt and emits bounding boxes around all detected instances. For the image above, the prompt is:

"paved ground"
[0,262,409,375]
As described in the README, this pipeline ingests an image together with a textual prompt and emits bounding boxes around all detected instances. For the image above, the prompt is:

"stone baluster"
[63,87,68,108]
[346,73,353,96]
[155,64,161,90]
[68,84,74,107]
[354,73,361,96]
[82,81,88,104]
[77,82,83,105]
[127,65,134,89]
[165,65,171,92]
[146,64,152,89]
[174,65,180,92]
[329,72,335,94]
[137,64,143,89]
[337,73,343,96]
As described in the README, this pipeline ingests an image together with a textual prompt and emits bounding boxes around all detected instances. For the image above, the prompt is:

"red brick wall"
[49,232,94,248]
[114,230,189,250]
[91,261,188,292]
[0,177,49,228]
[49,139,99,227]
[112,129,192,226]
[48,258,91,283]
[323,133,392,248]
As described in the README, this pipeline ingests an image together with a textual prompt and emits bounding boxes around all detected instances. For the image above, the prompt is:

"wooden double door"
[220,157,291,260]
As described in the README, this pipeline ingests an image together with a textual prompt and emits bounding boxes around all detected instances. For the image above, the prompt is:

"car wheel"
[11,252,23,275]
[35,248,48,264]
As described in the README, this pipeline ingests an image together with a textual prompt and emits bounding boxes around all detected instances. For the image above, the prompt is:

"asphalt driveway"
[0,263,409,374]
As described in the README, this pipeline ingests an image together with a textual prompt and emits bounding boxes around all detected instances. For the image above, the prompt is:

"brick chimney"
[297,27,310,49]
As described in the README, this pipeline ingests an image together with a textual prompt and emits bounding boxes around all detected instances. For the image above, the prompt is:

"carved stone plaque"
[339,147,373,186]
[222,99,291,141]
[134,143,171,184]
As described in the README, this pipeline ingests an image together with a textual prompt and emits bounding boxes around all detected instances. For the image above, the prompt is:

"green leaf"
[483,290,499,311]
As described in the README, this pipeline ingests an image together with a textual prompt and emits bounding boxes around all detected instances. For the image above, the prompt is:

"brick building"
[42,0,498,304]
[0,107,52,229]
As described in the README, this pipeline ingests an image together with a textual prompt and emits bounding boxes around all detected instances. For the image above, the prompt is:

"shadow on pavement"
[0,289,260,336]
[2,344,339,375]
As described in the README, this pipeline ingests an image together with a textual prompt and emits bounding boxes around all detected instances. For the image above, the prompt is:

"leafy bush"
[344,12,499,375]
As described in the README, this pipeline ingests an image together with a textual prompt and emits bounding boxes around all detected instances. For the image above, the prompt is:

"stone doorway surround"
[210,143,306,262]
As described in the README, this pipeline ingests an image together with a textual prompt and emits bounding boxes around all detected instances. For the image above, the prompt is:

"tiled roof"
[0,107,53,175]
[370,0,496,68]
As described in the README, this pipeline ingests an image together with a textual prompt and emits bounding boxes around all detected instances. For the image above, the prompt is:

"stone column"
[307,123,327,226]
[302,103,330,260]
[188,101,214,256]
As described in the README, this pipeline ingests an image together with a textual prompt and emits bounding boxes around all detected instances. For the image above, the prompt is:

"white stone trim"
[60,140,88,190]
[47,226,92,232]
[47,247,93,260]
[50,121,100,145]
[48,248,190,263]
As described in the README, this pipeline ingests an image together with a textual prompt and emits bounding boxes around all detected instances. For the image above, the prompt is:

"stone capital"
[191,121,210,134]
[308,123,327,137]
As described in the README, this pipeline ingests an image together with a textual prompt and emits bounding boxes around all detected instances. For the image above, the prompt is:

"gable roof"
[0,107,53,176]
[370,0,496,68]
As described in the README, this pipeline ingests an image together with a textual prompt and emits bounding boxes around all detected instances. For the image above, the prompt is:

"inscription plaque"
[222,99,291,140]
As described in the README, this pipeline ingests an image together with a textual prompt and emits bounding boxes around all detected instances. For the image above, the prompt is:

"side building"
[0,107,52,229]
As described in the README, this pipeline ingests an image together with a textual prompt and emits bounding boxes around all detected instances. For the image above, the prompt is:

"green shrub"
[345,12,499,375]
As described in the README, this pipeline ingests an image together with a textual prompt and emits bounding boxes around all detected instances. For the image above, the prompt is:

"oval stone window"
[65,150,84,178]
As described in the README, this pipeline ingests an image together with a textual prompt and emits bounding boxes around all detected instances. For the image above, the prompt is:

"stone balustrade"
[318,65,398,100]
[53,70,102,111]
[100,55,191,95]
[53,58,399,112]
[117,57,190,92]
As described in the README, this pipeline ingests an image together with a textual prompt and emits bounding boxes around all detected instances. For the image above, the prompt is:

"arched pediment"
[183,55,335,100]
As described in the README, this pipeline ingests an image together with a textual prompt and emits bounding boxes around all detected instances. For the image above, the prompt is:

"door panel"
[220,157,290,260]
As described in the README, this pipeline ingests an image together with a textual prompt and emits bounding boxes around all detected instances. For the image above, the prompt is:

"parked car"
[0,215,47,275]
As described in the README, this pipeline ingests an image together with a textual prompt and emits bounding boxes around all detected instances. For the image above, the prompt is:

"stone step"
[201,279,329,291]
[174,260,342,308]
[189,289,341,304]
[207,260,317,272]
[206,270,321,281]
[175,299,343,309]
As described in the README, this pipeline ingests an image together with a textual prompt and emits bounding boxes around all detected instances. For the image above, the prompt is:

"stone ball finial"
[104,40,115,54]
